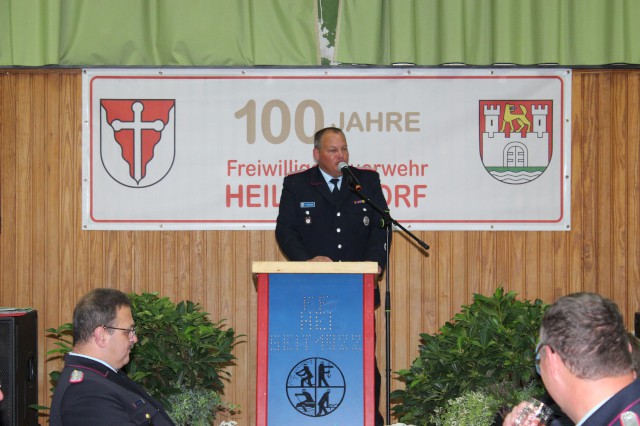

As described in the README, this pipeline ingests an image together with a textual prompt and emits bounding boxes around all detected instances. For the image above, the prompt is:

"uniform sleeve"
[58,382,138,426]
[275,175,312,261]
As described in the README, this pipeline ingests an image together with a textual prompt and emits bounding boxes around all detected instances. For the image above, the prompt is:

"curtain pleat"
[1,0,319,66]
[335,0,640,66]
[2,0,639,67]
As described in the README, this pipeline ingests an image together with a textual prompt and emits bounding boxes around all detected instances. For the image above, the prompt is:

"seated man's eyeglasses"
[102,325,137,338]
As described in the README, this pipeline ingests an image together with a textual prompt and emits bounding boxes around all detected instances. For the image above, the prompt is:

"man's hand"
[309,256,333,262]
[502,401,530,425]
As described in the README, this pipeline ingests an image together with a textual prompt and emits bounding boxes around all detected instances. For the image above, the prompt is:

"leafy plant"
[167,386,237,426]
[391,287,547,426]
[429,389,500,426]
[45,322,74,392]
[46,292,242,424]
[125,293,239,404]
[428,381,542,426]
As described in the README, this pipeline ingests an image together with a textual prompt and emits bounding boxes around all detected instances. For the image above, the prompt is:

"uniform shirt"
[318,167,343,190]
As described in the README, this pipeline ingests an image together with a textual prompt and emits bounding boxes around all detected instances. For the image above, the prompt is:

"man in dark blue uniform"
[50,288,175,426]
[276,126,389,270]
[503,293,640,426]
[276,127,389,425]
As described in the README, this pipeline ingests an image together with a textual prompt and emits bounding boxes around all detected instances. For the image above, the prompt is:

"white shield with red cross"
[100,99,175,187]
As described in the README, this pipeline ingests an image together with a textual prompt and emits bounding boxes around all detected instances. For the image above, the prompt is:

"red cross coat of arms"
[100,99,175,187]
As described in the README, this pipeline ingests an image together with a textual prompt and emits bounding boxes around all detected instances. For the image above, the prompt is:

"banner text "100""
[234,99,421,144]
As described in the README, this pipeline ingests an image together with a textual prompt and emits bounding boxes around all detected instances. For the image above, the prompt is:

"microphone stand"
[346,175,429,425]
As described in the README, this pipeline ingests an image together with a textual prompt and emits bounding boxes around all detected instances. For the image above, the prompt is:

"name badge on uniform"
[300,202,315,208]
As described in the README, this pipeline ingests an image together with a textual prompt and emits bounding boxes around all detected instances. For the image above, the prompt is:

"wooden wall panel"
[628,74,640,328]
[1,69,639,425]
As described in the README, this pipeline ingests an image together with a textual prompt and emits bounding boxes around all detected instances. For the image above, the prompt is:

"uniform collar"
[68,352,118,373]
[318,167,342,189]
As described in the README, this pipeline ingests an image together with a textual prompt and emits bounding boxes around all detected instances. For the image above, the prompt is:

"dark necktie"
[330,178,340,201]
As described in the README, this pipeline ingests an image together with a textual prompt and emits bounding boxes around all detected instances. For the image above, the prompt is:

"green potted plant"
[391,287,547,426]
[47,292,241,424]
[429,389,501,426]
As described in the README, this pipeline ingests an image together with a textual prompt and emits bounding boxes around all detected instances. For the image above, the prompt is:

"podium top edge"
[252,261,378,274]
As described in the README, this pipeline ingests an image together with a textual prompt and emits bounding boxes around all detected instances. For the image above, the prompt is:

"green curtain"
[0,0,62,65]
[1,0,320,66]
[335,0,640,66]
[2,0,640,67]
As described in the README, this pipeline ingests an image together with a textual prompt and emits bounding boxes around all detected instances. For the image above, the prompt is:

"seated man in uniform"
[50,288,175,425]
[503,292,640,426]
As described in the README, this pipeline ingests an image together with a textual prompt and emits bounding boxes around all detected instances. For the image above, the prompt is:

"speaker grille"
[0,311,38,426]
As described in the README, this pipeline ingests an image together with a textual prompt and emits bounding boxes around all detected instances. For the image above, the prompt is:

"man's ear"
[313,148,320,162]
[546,347,566,379]
[93,326,108,348]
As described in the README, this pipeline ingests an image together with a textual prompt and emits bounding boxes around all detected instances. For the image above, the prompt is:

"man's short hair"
[629,333,640,376]
[540,292,632,379]
[313,127,345,150]
[73,288,132,344]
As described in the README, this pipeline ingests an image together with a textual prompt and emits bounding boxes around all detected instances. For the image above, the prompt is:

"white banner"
[82,68,571,230]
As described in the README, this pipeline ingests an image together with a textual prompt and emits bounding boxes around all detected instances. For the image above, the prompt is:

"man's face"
[105,306,137,370]
[313,131,349,178]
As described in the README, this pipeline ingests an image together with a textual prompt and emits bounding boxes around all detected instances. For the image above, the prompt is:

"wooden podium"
[253,261,378,426]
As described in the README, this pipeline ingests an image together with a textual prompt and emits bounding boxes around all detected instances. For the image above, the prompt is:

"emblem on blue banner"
[286,357,346,417]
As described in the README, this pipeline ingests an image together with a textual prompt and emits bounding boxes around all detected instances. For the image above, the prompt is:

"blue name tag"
[300,202,315,208]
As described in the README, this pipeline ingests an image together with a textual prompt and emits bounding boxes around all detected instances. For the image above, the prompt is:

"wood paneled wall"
[1,69,639,425]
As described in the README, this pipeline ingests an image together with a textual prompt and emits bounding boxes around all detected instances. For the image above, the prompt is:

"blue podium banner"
[255,267,375,426]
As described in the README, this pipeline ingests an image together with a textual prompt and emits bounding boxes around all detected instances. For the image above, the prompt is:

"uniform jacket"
[50,354,175,426]
[275,165,390,269]
[582,378,640,426]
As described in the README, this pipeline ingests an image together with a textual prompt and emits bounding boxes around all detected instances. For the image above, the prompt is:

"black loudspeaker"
[0,310,38,426]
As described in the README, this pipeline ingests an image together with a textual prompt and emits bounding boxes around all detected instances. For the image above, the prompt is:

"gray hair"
[540,292,632,379]
[73,288,132,344]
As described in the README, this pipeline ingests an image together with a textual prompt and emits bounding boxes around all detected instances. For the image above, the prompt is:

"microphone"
[338,162,362,191]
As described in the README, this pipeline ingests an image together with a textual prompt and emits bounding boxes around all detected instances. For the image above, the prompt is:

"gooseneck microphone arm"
[346,175,429,425]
